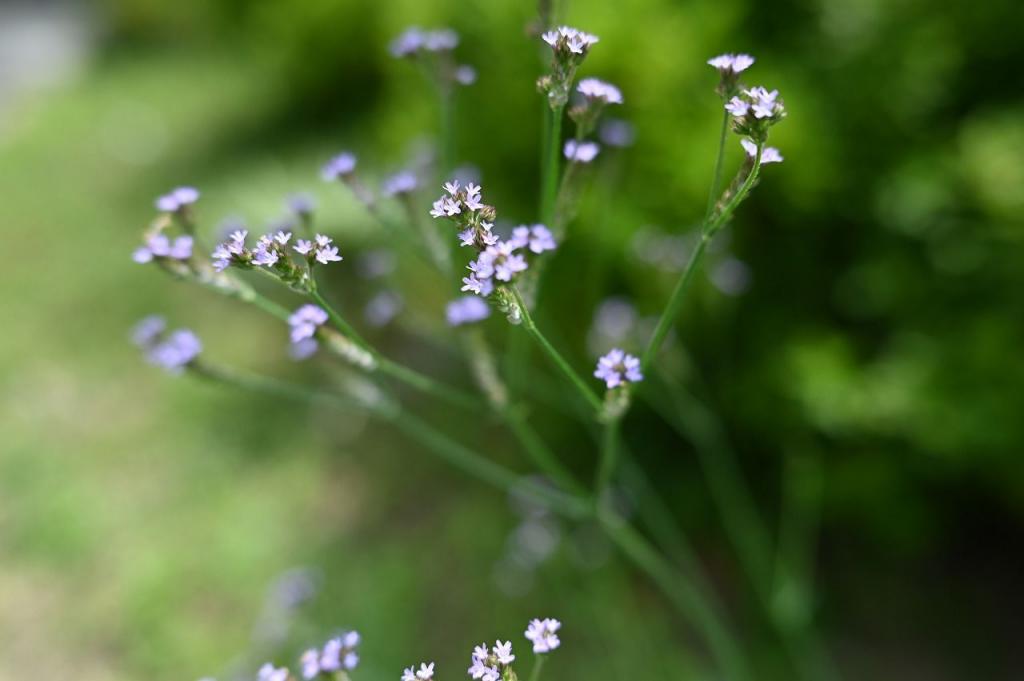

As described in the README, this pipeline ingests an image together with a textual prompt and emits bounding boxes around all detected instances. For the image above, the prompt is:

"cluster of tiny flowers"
[577,77,622,105]
[467,641,515,681]
[390,27,458,57]
[133,233,193,263]
[541,26,599,56]
[446,295,491,326]
[564,139,600,163]
[524,618,561,653]
[401,662,435,681]
[538,26,599,108]
[430,180,498,249]
[300,631,361,679]
[740,138,783,164]
[381,170,419,197]
[593,349,643,389]
[287,192,316,217]
[321,152,357,182]
[289,304,328,349]
[132,316,201,375]
[211,230,341,273]
[258,664,289,681]
[725,85,786,143]
[155,186,199,213]
[707,53,755,97]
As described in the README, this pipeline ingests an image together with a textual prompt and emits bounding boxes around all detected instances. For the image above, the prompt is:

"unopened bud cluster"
[538,26,599,109]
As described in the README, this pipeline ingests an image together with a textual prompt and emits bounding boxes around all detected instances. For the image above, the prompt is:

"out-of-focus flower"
[133,234,193,264]
[257,664,289,681]
[141,328,201,374]
[446,295,491,326]
[564,140,600,163]
[599,118,635,148]
[289,304,328,344]
[155,186,199,213]
[524,618,561,653]
[577,78,623,105]
[321,153,357,181]
[740,138,784,164]
[287,193,316,216]
[382,170,419,197]
[455,65,477,85]
[508,225,557,254]
[131,315,166,347]
[594,349,643,389]
[364,291,403,327]
[707,53,755,75]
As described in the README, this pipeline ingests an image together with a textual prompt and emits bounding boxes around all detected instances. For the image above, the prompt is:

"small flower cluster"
[381,170,419,198]
[132,315,202,375]
[568,77,623,145]
[300,631,361,679]
[322,152,357,182]
[446,295,491,327]
[467,641,515,681]
[430,180,497,249]
[593,349,643,390]
[391,27,475,91]
[707,53,755,97]
[740,138,783,164]
[401,662,435,681]
[133,232,193,264]
[258,664,289,681]
[211,229,342,287]
[563,139,600,164]
[725,85,786,145]
[461,225,557,297]
[524,618,562,653]
[289,304,328,359]
[155,186,199,214]
[538,26,599,109]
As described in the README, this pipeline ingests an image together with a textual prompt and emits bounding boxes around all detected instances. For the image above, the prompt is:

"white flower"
[564,140,601,163]
[492,641,515,665]
[524,618,562,654]
[577,78,623,105]
[740,138,784,164]
[415,662,435,680]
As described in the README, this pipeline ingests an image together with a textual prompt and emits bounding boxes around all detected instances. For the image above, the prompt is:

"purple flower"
[252,241,279,267]
[289,304,328,344]
[593,349,643,389]
[524,618,561,654]
[707,53,755,74]
[132,247,154,263]
[509,225,557,254]
[577,78,623,105]
[287,193,316,215]
[155,186,199,212]
[315,245,343,265]
[599,118,635,148]
[461,274,493,297]
[300,649,320,679]
[455,65,477,85]
[131,315,166,347]
[169,235,193,260]
[740,138,784,164]
[415,662,435,680]
[541,26,599,55]
[564,140,600,163]
[294,239,314,255]
[382,170,419,197]
[390,27,425,57]
[725,96,750,117]
[322,152,357,181]
[145,329,202,375]
[446,296,491,326]
[492,641,515,665]
[390,27,458,57]
[257,664,289,681]
[365,291,403,327]
[423,29,458,52]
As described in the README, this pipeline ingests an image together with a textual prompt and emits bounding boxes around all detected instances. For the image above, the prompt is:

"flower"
[446,296,491,326]
[131,315,166,347]
[211,230,249,272]
[321,152,357,181]
[382,171,419,197]
[740,138,784,164]
[133,234,193,263]
[315,245,343,265]
[390,27,458,57]
[365,291,403,327]
[415,663,435,680]
[541,26,599,55]
[257,664,289,681]
[594,349,643,389]
[455,65,477,85]
[144,329,201,374]
[155,186,199,212]
[461,275,494,296]
[300,650,320,679]
[320,631,360,672]
[252,241,280,267]
[287,193,316,216]
[577,78,623,105]
[725,96,750,117]
[390,27,425,57]
[289,304,328,344]
[707,53,755,74]
[294,239,314,255]
[564,140,600,163]
[509,224,557,254]
[492,641,514,665]
[599,118,635,148]
[524,618,561,654]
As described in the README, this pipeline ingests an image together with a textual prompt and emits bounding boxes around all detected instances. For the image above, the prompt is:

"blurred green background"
[1,0,1023,679]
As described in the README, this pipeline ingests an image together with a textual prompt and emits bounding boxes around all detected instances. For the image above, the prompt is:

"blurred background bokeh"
[2,0,1023,679]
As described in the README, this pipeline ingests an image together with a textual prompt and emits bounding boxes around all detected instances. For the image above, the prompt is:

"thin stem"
[705,110,731,221]
[594,415,621,495]
[527,655,546,681]
[309,288,372,352]
[641,146,763,372]
[511,285,603,414]
[503,406,587,496]
[540,105,565,225]
[597,509,751,681]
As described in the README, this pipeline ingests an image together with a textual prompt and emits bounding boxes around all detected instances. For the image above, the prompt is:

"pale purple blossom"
[524,618,561,654]
[131,315,166,347]
[273,230,292,245]
[492,641,514,665]
[740,138,784,164]
[294,239,314,256]
[725,96,750,117]
[301,650,320,679]
[542,26,599,55]
[365,291,402,327]
[169,235,194,259]
[315,245,343,265]
[289,304,328,344]
[707,53,755,74]
[382,171,418,197]
[287,193,316,215]
[155,186,199,212]
[455,65,477,85]
[461,274,493,296]
[404,662,434,681]
[391,28,458,57]
[390,27,425,57]
[745,86,780,118]
[132,246,154,263]
[315,234,332,247]
[594,349,643,389]
[564,140,600,163]
[446,296,491,326]
[252,242,280,267]
[509,225,557,254]
[322,152,357,181]
[145,329,202,375]
[599,118,635,148]
[320,632,359,671]
[257,664,289,681]
[133,234,193,263]
[577,78,623,104]
[424,29,458,52]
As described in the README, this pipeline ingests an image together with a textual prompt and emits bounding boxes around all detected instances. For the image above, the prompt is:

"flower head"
[143,328,202,375]
[564,140,601,163]
[524,618,561,654]
[133,234,193,264]
[390,27,458,57]
[322,153,357,181]
[541,26,599,56]
[455,65,477,86]
[446,296,491,326]
[726,85,786,142]
[492,641,515,665]
[131,315,166,347]
[155,186,199,213]
[509,224,557,254]
[382,170,419,197]
[599,118,635,148]
[707,53,755,75]
[320,631,360,672]
[577,78,623,105]
[257,664,289,681]
[403,662,434,681]
[287,193,316,216]
[594,349,643,389]
[300,650,320,679]
[289,304,328,344]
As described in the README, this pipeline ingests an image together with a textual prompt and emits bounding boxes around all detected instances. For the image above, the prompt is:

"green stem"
[527,655,546,681]
[594,415,622,495]
[503,407,586,496]
[511,285,603,414]
[540,105,565,225]
[309,288,371,352]
[597,509,751,681]
[641,147,763,372]
[705,110,731,221]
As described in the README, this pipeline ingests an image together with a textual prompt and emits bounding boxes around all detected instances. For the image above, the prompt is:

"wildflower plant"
[129,12,829,681]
